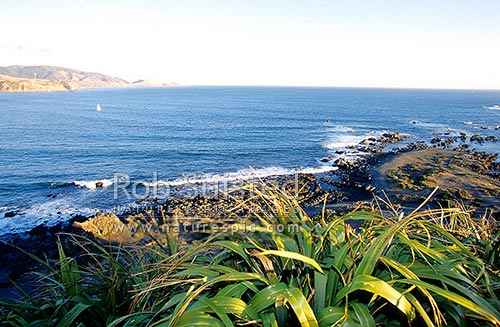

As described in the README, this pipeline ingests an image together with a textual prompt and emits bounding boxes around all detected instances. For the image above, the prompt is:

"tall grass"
[0,237,143,326]
[1,185,499,326]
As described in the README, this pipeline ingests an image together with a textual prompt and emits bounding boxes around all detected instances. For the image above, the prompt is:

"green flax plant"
[120,186,500,326]
[1,185,499,326]
[0,235,143,327]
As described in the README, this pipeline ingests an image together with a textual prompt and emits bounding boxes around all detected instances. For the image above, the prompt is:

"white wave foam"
[323,134,367,150]
[0,165,338,236]
[74,179,114,189]
[411,121,465,136]
[0,199,98,236]
[148,166,337,187]
[483,105,500,111]
[414,121,448,129]
[0,206,16,213]
[298,166,338,174]
[323,130,387,151]
[328,124,355,132]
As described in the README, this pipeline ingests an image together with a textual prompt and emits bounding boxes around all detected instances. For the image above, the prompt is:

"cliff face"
[0,65,128,89]
[0,74,76,92]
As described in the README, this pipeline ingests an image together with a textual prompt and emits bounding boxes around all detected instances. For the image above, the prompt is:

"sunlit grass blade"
[335,275,416,321]
[398,278,500,325]
[169,272,268,326]
[252,249,324,273]
[188,296,260,323]
[405,293,436,327]
[249,283,289,312]
[354,215,413,277]
[379,256,443,325]
[283,287,319,327]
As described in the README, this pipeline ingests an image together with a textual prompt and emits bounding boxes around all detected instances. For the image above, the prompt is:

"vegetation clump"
[1,186,499,327]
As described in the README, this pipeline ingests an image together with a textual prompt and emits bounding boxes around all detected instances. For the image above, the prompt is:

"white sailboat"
[96,104,102,112]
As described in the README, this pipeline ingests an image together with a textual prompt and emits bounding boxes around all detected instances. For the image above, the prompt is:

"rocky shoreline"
[1,131,499,295]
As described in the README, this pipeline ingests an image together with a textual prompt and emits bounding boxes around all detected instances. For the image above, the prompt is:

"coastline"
[1,131,499,294]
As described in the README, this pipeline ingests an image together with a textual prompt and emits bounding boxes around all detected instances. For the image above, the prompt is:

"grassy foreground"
[1,186,500,327]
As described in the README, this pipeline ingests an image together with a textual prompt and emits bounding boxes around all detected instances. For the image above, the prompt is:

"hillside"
[0,74,76,92]
[0,65,179,92]
[0,65,128,89]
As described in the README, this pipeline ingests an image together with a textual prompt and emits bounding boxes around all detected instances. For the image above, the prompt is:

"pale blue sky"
[1,0,499,89]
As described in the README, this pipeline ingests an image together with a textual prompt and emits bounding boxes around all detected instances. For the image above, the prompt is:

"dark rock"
[431,137,441,144]
[4,211,16,218]
[358,146,372,153]
[393,141,428,153]
[460,133,467,142]
[470,135,484,144]
[378,132,408,144]
[320,157,332,162]
[485,136,499,142]
[453,144,470,151]
[28,225,48,237]
[438,137,458,148]
[333,158,354,169]
[95,181,104,188]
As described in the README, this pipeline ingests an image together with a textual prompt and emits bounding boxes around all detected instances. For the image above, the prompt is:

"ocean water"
[0,86,499,235]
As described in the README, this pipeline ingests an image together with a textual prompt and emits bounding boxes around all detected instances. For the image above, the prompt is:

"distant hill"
[0,74,76,92]
[0,65,178,93]
[0,65,129,89]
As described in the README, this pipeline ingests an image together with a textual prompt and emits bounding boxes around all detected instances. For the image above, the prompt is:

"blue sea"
[1,87,499,235]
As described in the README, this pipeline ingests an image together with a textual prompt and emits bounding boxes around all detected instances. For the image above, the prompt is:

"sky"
[1,0,499,89]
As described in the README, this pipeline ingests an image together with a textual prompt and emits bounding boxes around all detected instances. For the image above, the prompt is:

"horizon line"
[2,64,498,92]
[156,84,500,92]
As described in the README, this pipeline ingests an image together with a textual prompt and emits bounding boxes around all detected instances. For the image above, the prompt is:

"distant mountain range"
[0,65,178,92]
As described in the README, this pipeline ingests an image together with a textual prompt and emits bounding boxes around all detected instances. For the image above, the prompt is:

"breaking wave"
[73,179,114,189]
